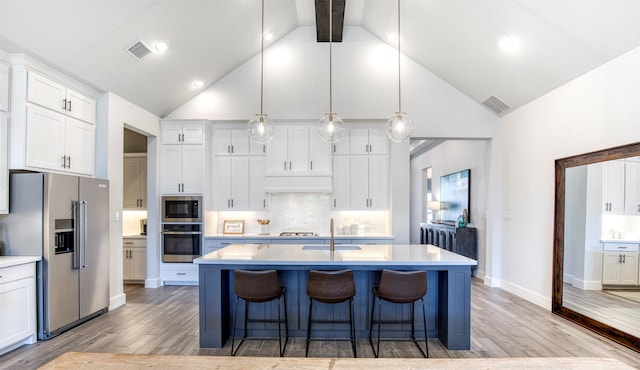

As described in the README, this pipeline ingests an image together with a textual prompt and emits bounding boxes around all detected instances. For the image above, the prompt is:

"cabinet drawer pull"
[177,272,186,275]
[67,100,72,112]
[310,161,313,170]
[124,242,133,245]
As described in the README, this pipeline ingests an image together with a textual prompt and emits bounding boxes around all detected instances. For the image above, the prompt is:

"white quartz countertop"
[0,256,41,269]
[205,234,393,239]
[194,244,477,266]
[123,234,147,239]
[600,239,640,244]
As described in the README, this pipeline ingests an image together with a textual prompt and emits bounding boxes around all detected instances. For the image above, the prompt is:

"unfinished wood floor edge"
[40,352,637,370]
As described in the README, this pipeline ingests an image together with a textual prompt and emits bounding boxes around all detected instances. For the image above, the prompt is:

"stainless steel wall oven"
[161,223,202,263]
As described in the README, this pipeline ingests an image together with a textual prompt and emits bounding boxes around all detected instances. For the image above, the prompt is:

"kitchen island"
[194,244,477,350]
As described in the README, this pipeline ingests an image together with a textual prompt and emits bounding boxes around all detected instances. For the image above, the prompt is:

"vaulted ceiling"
[0,0,638,118]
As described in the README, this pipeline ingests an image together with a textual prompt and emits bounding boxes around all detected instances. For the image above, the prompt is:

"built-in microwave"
[162,196,202,223]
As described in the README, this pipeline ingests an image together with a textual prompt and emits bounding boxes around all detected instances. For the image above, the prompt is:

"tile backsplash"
[209,193,389,235]
[122,210,147,235]
[602,214,640,239]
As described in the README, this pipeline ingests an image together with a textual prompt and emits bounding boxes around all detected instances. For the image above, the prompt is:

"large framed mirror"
[554,142,640,351]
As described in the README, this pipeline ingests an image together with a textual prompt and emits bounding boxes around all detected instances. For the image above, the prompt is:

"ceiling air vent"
[482,95,511,116]
[127,40,152,60]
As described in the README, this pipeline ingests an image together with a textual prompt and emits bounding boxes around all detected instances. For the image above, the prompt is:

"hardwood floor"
[2,279,640,369]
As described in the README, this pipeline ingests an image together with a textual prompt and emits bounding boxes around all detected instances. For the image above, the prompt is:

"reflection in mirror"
[554,142,640,352]
[563,162,640,339]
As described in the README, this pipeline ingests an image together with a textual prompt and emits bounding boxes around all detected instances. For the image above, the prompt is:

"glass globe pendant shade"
[386,111,415,142]
[248,113,275,144]
[317,113,345,143]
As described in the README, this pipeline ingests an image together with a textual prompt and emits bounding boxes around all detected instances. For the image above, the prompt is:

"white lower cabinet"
[602,243,639,285]
[123,238,146,281]
[161,263,198,285]
[0,262,36,355]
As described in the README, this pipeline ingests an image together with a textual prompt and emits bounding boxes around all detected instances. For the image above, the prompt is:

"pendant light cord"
[397,0,401,113]
[260,0,265,116]
[329,0,333,115]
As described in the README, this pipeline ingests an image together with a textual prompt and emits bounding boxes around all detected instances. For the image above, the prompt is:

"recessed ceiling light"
[498,35,515,50]
[387,32,398,42]
[263,31,273,41]
[154,40,170,52]
[192,80,204,88]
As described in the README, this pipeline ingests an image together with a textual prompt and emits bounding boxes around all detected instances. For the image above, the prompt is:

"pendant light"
[386,0,415,143]
[317,0,345,143]
[248,0,275,144]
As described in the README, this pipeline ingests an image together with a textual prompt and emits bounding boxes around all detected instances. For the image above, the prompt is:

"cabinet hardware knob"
[263,199,266,208]
[62,98,67,110]
[68,100,72,111]
[334,199,336,208]
[289,161,292,170]
[61,156,66,168]
[310,161,313,170]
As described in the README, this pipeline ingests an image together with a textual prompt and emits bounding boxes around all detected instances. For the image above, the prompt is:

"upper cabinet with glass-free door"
[9,56,97,177]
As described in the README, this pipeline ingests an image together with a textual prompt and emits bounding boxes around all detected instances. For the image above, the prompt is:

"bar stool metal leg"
[305,298,313,357]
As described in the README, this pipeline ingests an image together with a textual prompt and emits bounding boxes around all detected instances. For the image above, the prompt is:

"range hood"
[264,175,332,193]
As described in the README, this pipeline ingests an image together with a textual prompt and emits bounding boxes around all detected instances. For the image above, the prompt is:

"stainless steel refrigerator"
[1,172,110,339]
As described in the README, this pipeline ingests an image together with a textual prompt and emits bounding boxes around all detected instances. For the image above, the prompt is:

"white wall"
[410,140,489,278]
[499,47,640,308]
[167,26,500,245]
[97,92,160,310]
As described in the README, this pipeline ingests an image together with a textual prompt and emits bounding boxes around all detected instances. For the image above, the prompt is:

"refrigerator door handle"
[73,201,81,269]
[80,200,88,269]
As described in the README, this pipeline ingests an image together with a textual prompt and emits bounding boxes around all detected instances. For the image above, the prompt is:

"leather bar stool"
[305,269,357,357]
[230,270,288,357]
[369,269,429,358]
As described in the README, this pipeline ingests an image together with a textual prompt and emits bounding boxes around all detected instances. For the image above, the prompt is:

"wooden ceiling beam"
[315,0,345,42]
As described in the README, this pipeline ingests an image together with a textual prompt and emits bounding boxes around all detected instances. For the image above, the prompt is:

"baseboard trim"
[499,279,551,310]
[145,278,162,288]
[572,278,602,290]
[109,293,126,310]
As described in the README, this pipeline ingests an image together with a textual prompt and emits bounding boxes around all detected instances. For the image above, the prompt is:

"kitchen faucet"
[329,218,335,252]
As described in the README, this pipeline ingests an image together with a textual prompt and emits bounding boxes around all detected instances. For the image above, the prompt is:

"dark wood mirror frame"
[553,142,640,352]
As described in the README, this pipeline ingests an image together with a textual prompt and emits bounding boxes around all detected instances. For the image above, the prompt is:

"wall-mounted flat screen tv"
[439,169,470,224]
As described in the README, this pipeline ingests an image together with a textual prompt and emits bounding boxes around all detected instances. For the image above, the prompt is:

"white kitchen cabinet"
[162,123,204,145]
[0,262,36,354]
[602,243,639,285]
[265,126,330,175]
[249,156,267,209]
[624,160,640,214]
[332,156,350,209]
[161,263,198,285]
[0,114,7,214]
[212,156,250,210]
[123,154,147,209]
[161,144,204,194]
[213,154,266,210]
[0,61,8,112]
[27,70,96,124]
[212,128,249,156]
[602,160,625,213]
[123,238,146,282]
[9,57,98,176]
[350,127,387,155]
[26,104,95,176]
[348,155,388,210]
[160,121,209,195]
